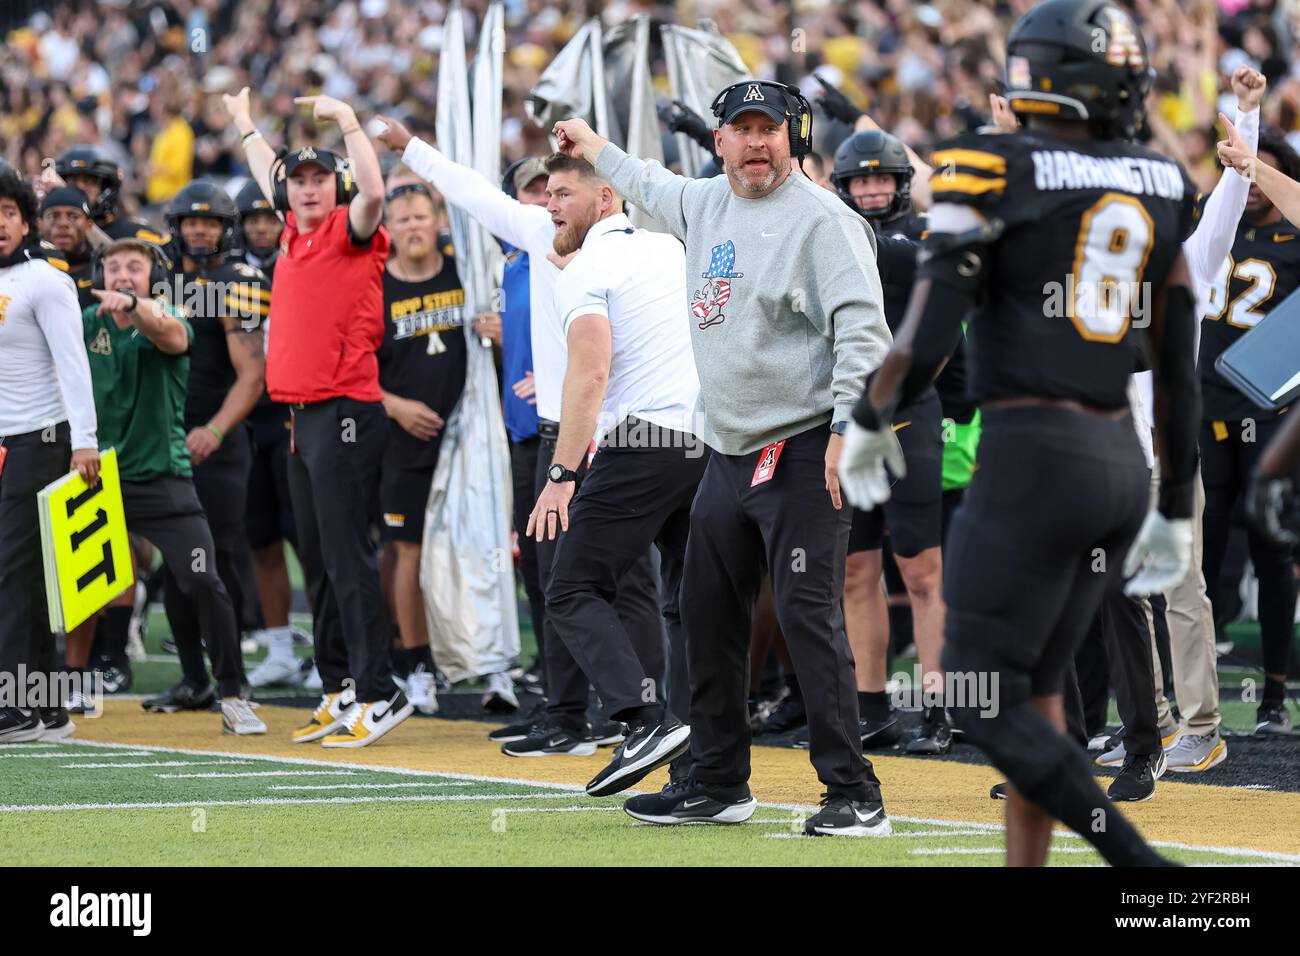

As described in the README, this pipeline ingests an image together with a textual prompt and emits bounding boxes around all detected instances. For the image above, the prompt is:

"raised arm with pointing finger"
[375,116,553,254]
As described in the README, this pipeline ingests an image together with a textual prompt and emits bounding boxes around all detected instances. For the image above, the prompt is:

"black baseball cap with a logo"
[714,82,793,127]
[283,145,343,177]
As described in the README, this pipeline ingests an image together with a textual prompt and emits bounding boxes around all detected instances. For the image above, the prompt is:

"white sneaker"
[406,665,439,715]
[481,670,519,713]
[221,698,267,735]
[247,649,302,688]
[303,663,322,691]
[241,631,263,656]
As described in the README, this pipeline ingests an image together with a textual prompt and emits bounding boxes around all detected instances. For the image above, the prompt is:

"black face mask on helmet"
[54,146,125,222]
[829,129,914,223]
[234,179,282,259]
[165,181,240,266]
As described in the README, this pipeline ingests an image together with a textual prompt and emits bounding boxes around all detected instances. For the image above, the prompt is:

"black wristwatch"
[830,420,849,435]
[120,288,139,312]
[548,463,578,484]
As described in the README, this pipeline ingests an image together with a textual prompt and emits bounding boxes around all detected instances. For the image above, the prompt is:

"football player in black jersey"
[236,179,282,278]
[141,180,269,713]
[50,146,167,245]
[841,0,1198,866]
[377,181,468,715]
[1198,125,1300,734]
[38,187,97,308]
[829,130,952,755]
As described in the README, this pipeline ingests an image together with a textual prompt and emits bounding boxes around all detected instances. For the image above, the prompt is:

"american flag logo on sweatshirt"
[702,240,744,279]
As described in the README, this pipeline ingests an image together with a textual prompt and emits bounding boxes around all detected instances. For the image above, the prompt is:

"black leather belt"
[537,418,560,440]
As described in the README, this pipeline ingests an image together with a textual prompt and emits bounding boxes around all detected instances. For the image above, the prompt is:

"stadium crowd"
[0,0,1298,855]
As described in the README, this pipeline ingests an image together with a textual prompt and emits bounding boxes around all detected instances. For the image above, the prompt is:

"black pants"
[1201,415,1298,679]
[123,477,245,697]
[533,433,662,729]
[682,424,878,802]
[166,424,256,668]
[511,436,547,662]
[546,419,706,724]
[246,410,297,551]
[0,423,71,691]
[1075,627,1111,738]
[942,406,1160,865]
[288,398,394,703]
[1095,589,1159,757]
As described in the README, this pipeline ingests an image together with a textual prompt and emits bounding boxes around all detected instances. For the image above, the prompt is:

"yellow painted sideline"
[69,701,1300,856]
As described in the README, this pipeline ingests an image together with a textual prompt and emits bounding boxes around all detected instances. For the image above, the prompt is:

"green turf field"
[0,740,1290,866]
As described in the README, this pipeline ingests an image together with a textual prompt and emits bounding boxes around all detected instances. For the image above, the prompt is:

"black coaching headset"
[91,240,174,296]
[270,146,358,213]
[709,80,815,159]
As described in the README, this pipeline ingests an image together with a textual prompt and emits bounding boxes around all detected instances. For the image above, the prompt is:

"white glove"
[838,419,906,511]
[1122,510,1193,597]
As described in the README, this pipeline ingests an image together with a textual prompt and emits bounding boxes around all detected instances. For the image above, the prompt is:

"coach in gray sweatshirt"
[555,81,893,836]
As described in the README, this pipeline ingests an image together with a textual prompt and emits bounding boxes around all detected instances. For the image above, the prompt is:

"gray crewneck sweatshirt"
[594,142,891,456]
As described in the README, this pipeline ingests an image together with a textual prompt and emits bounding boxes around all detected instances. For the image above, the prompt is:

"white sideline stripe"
[911,846,1094,856]
[899,829,997,838]
[57,740,1300,863]
[68,760,253,769]
[0,750,152,760]
[0,743,59,749]
[267,782,475,791]
[0,792,591,813]
[498,806,622,813]
[157,770,357,779]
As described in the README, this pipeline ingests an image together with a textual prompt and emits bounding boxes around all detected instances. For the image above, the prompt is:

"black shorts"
[246,413,296,550]
[848,391,943,558]
[941,405,1148,698]
[380,460,438,543]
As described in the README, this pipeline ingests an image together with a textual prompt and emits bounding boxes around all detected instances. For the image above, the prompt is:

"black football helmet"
[165,180,240,262]
[234,179,275,218]
[234,179,280,257]
[830,130,913,222]
[1004,0,1154,140]
[54,146,124,221]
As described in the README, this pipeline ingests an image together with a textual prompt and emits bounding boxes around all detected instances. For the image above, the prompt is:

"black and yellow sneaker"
[292,689,357,744]
[321,690,414,748]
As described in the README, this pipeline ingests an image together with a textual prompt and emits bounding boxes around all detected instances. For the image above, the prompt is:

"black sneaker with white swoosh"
[585,714,690,797]
[803,793,891,836]
[624,777,756,825]
[501,721,597,757]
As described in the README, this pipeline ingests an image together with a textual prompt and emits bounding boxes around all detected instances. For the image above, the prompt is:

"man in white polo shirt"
[527,153,707,801]
[375,116,662,753]
[0,166,99,742]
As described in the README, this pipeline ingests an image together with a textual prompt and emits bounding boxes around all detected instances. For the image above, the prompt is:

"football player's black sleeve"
[930,137,1012,220]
